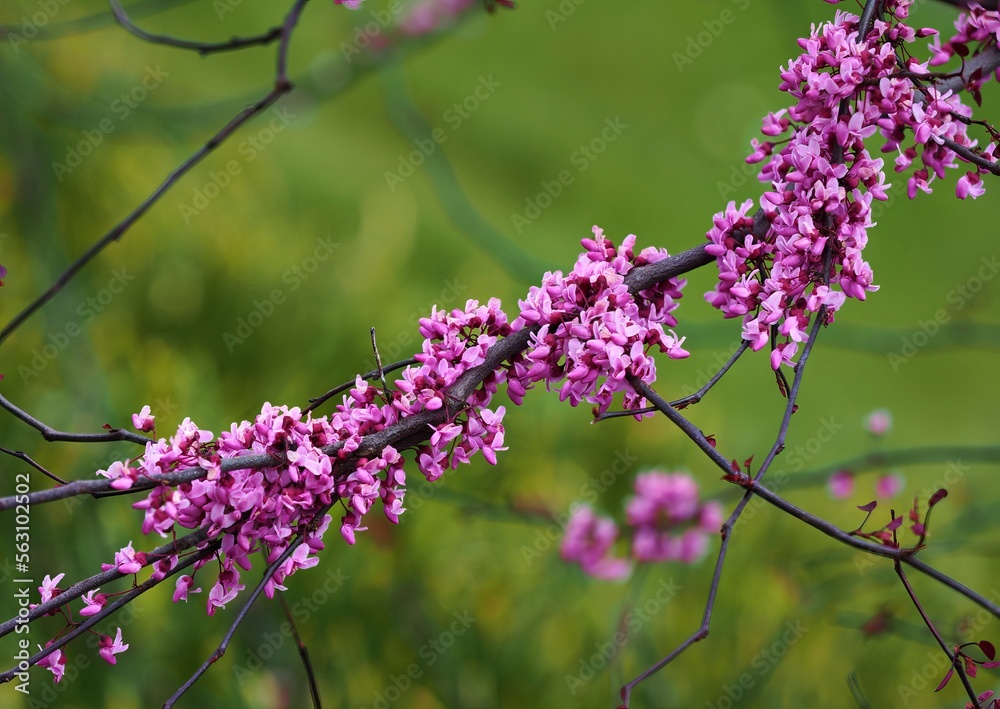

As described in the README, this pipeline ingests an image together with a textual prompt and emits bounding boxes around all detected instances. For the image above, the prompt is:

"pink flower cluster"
[34,229,683,681]
[31,574,127,681]
[511,227,688,417]
[928,3,1000,70]
[561,471,723,579]
[705,0,996,369]
[103,298,512,611]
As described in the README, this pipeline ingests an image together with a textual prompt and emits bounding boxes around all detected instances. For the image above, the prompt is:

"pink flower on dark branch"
[98,628,129,665]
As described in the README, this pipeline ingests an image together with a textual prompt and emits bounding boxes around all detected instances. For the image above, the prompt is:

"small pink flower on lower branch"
[80,590,107,617]
[38,573,65,603]
[102,541,146,575]
[37,643,67,682]
[173,575,202,603]
[98,628,129,665]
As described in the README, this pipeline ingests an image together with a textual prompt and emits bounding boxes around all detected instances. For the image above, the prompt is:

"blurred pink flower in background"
[828,470,855,499]
[864,409,893,437]
[876,472,905,499]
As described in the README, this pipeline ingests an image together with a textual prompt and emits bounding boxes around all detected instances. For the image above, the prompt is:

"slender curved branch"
[0,537,218,683]
[0,394,151,446]
[620,492,752,707]
[109,0,284,56]
[740,478,1000,618]
[0,0,310,349]
[279,594,323,709]
[0,0,196,41]
[306,357,418,414]
[0,447,67,484]
[0,529,210,638]
[163,508,328,708]
[895,563,981,708]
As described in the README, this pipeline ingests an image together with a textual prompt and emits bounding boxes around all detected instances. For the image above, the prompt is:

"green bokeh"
[0,0,998,707]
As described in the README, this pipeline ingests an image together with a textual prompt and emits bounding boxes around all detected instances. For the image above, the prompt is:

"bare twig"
[0,394,151,446]
[278,594,323,709]
[894,562,980,708]
[109,0,283,56]
[0,0,310,348]
[164,508,328,708]
[0,446,68,484]
[619,492,752,707]
[306,357,418,413]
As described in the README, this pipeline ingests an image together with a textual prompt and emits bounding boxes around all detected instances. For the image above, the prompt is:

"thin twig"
[0,0,196,41]
[279,594,323,709]
[306,357,418,413]
[619,492,753,706]
[0,394,151,446]
[0,0,310,348]
[164,508,328,708]
[894,562,981,708]
[669,340,749,410]
[741,479,1000,618]
[109,0,283,56]
[0,539,218,682]
[371,327,392,402]
[0,447,68,484]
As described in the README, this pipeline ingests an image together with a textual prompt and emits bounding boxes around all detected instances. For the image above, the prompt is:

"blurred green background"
[0,0,998,707]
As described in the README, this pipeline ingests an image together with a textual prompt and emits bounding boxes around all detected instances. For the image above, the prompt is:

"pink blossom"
[37,643,66,682]
[876,472,905,499]
[560,505,632,580]
[705,1,989,369]
[828,470,855,499]
[131,405,155,432]
[173,575,202,603]
[98,628,129,665]
[80,590,107,617]
[864,409,892,437]
[102,542,146,575]
[625,471,718,564]
[39,573,65,604]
